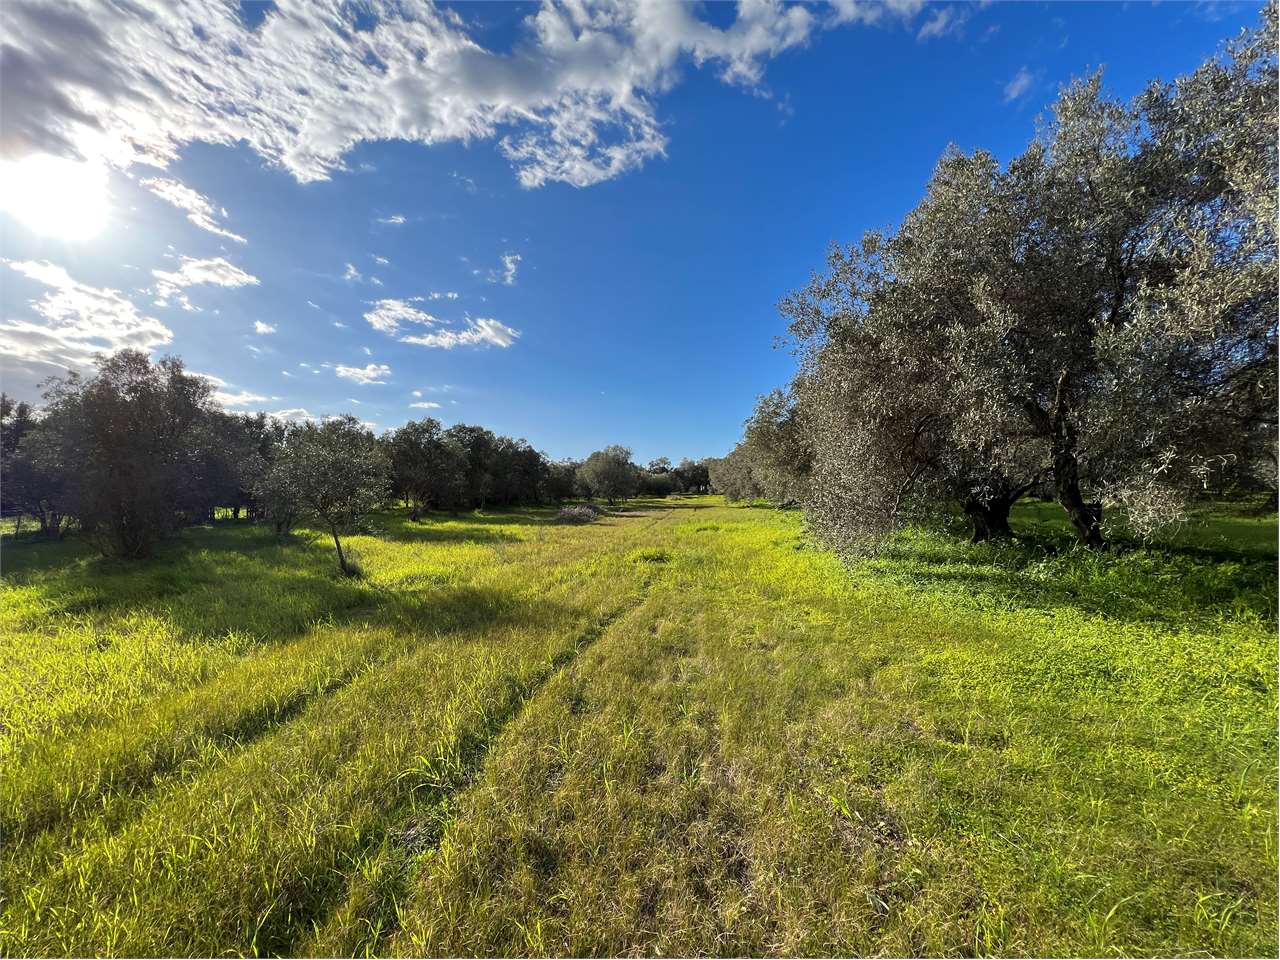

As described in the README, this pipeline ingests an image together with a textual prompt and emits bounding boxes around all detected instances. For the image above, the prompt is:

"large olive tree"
[11,351,219,557]
[783,12,1276,550]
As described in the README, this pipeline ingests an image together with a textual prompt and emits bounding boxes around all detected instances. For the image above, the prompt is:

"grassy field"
[0,496,1274,957]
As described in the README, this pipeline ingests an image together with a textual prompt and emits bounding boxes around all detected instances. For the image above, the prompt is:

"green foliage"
[577,445,640,504]
[773,15,1277,550]
[0,498,1273,956]
[260,416,388,573]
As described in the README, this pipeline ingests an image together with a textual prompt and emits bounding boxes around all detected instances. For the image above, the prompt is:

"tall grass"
[1,499,1273,956]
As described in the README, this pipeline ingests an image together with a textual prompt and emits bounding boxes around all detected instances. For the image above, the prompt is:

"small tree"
[577,445,639,505]
[264,416,388,574]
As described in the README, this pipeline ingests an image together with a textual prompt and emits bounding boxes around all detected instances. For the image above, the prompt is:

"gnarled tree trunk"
[963,495,1014,543]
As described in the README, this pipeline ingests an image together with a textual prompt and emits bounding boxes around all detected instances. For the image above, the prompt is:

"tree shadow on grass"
[5,581,581,845]
[1,519,561,649]
[874,512,1277,628]
[374,520,523,545]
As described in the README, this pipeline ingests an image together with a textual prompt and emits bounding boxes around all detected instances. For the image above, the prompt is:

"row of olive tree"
[720,13,1277,552]
[0,352,709,572]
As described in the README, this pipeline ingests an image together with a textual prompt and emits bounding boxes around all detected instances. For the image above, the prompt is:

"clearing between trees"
[0,496,1274,956]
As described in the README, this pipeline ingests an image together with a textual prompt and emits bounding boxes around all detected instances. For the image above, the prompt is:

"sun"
[0,154,110,242]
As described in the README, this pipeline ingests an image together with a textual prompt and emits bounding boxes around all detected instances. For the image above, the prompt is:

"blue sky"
[0,0,1258,464]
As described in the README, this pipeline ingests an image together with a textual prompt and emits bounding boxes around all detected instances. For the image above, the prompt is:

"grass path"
[0,498,1274,956]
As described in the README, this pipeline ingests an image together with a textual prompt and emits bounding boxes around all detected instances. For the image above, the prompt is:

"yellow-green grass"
[0,498,1274,956]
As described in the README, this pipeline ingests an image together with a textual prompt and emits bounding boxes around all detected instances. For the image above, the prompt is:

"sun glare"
[0,154,110,242]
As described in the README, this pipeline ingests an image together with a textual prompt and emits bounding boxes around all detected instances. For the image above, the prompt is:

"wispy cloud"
[377,214,406,225]
[489,252,522,286]
[140,177,246,243]
[152,256,258,308]
[917,5,969,41]
[215,388,270,407]
[1003,66,1034,102]
[364,298,439,334]
[267,407,316,422]
[402,317,519,350]
[254,320,276,334]
[410,401,443,409]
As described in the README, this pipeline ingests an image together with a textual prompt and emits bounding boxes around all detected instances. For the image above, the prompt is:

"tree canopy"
[741,13,1276,550]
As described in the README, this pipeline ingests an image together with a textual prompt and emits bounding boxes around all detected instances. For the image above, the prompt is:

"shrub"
[557,504,602,524]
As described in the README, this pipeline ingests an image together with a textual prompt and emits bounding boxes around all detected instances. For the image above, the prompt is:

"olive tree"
[261,416,388,574]
[14,351,218,557]
[672,458,711,494]
[741,389,812,507]
[706,445,765,502]
[387,417,463,520]
[577,445,639,505]
[783,13,1276,550]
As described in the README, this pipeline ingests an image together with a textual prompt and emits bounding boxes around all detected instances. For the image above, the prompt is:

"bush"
[557,504,602,524]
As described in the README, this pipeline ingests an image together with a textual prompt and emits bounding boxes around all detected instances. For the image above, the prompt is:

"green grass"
[0,497,1274,956]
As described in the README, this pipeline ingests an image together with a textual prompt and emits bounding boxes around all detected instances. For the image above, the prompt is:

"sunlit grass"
[0,497,1273,956]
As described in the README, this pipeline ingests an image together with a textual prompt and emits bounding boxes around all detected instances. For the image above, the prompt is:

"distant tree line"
[0,352,713,573]
[713,14,1277,552]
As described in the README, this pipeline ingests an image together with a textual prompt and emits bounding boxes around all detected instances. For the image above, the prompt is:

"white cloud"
[254,320,276,334]
[0,0,912,191]
[829,0,924,25]
[491,252,521,286]
[140,177,246,243]
[1,259,172,383]
[215,388,269,407]
[410,401,442,409]
[343,262,362,282]
[917,5,969,41]
[306,299,321,309]
[1003,66,1033,103]
[268,407,316,422]
[377,214,406,225]
[402,317,519,350]
[152,255,258,305]
[373,255,389,265]
[363,298,439,334]
[335,362,391,385]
